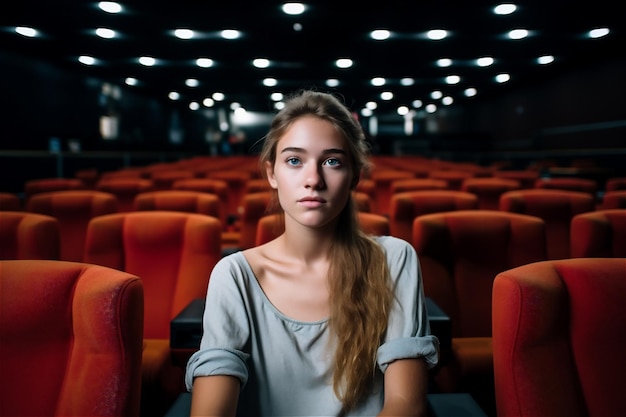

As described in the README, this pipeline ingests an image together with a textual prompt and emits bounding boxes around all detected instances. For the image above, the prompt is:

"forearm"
[378,358,429,417]
[190,375,240,417]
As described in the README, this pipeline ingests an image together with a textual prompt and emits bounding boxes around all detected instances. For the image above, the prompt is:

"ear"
[265,161,278,189]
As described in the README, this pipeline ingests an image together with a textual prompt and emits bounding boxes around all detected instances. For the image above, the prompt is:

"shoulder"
[374,235,416,258]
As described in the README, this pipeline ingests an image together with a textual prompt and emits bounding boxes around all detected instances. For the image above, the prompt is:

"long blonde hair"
[258,90,394,412]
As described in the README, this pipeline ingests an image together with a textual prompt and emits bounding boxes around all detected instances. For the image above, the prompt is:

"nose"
[304,164,325,189]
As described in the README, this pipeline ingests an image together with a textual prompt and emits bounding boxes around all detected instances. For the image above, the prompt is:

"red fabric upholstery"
[26,190,118,261]
[133,190,223,227]
[499,189,596,260]
[95,178,154,212]
[0,259,144,417]
[149,169,194,190]
[172,178,231,232]
[601,190,626,209]
[427,170,475,191]
[493,170,540,189]
[461,177,521,210]
[535,177,598,195]
[606,177,626,191]
[0,211,60,260]
[236,191,274,250]
[411,210,547,413]
[492,257,626,417]
[352,191,372,212]
[390,178,449,194]
[370,169,415,215]
[0,192,21,211]
[389,190,479,242]
[24,177,86,201]
[203,170,252,218]
[255,212,391,246]
[570,209,626,257]
[83,211,222,416]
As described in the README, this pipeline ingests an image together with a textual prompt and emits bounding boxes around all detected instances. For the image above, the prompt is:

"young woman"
[185,90,439,417]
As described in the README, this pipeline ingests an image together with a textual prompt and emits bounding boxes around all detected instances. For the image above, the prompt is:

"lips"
[297,196,327,208]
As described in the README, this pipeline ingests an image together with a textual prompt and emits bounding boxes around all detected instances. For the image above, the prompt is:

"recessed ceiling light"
[282,3,305,15]
[98,1,122,13]
[494,4,517,15]
[15,26,37,37]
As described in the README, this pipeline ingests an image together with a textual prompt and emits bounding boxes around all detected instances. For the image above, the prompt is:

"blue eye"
[324,158,341,167]
[286,157,301,166]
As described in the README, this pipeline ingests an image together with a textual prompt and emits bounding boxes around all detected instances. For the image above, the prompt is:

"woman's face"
[266,115,353,230]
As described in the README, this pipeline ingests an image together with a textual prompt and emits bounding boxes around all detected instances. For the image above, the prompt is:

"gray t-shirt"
[185,235,439,416]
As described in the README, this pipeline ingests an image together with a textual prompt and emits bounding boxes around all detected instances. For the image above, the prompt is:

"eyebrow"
[279,146,347,155]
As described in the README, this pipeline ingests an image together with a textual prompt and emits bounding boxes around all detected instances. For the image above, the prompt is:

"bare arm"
[190,375,240,417]
[378,358,429,417]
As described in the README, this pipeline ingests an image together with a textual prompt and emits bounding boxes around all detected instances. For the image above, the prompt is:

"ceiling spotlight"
[78,56,96,65]
[15,26,37,37]
[537,55,554,65]
[98,1,122,13]
[263,78,278,87]
[427,29,448,40]
[495,73,511,83]
[335,58,353,68]
[95,28,116,39]
[196,58,214,68]
[494,4,517,15]
[221,29,241,40]
[185,78,199,87]
[371,30,391,40]
[589,28,610,39]
[282,3,306,15]
[138,56,156,66]
[253,58,270,68]
[508,29,528,40]
[437,58,453,67]
[174,29,194,39]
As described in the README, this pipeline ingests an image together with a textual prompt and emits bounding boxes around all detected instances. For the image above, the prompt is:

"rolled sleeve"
[185,347,250,391]
[377,336,440,372]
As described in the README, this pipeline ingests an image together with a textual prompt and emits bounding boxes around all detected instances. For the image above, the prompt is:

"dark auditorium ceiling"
[1,1,624,115]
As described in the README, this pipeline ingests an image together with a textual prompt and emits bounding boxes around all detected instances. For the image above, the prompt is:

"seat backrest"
[238,191,274,250]
[492,258,626,417]
[390,178,449,194]
[24,178,86,201]
[499,189,596,259]
[0,192,21,211]
[352,191,372,212]
[570,209,626,257]
[203,170,252,219]
[133,190,224,226]
[0,211,60,260]
[26,190,119,262]
[534,177,598,195]
[149,170,194,191]
[493,170,540,189]
[412,210,547,337]
[83,211,222,339]
[389,190,479,242]
[606,177,626,192]
[255,212,391,246]
[460,177,521,210]
[0,259,144,417]
[427,170,475,191]
[95,178,154,212]
[601,190,626,209]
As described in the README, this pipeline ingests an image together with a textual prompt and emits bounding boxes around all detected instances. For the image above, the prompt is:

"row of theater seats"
[2,182,624,263]
[0,210,626,415]
[2,203,624,415]
[3,256,623,417]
